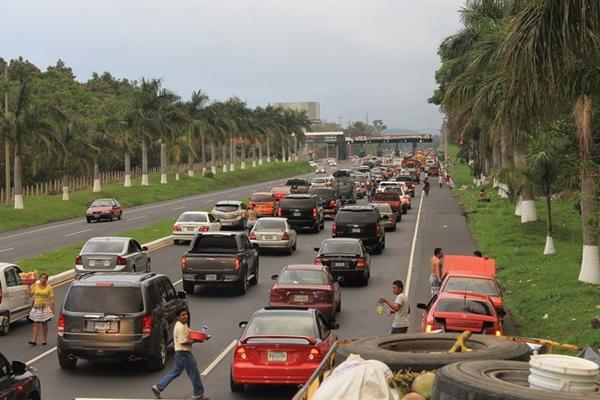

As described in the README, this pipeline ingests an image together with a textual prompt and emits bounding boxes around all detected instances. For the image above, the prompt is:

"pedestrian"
[423,177,430,196]
[27,272,54,345]
[152,308,209,400]
[379,280,410,334]
[430,248,444,296]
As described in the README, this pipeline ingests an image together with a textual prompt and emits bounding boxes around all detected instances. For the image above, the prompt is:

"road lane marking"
[26,346,57,365]
[64,228,94,237]
[171,206,185,211]
[201,339,237,376]
[126,215,147,222]
[0,220,82,241]
[0,247,14,253]
[173,279,182,285]
[404,191,425,297]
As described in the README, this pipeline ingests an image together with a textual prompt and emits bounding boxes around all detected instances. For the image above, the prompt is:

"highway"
[1,175,488,400]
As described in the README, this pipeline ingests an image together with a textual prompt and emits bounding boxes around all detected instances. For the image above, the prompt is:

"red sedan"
[439,272,505,316]
[416,291,503,336]
[249,192,279,217]
[85,198,122,223]
[269,264,342,320]
[230,307,338,391]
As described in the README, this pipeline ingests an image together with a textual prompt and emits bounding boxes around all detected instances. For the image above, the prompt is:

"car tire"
[320,219,325,229]
[183,280,195,295]
[147,333,168,371]
[230,370,245,392]
[237,268,248,295]
[146,260,151,272]
[392,224,397,232]
[118,212,122,220]
[86,218,91,223]
[249,264,259,286]
[336,334,531,372]
[131,265,136,272]
[313,222,320,234]
[374,244,383,255]
[336,297,341,312]
[0,314,9,335]
[361,274,369,286]
[292,241,297,251]
[173,239,180,245]
[58,351,77,369]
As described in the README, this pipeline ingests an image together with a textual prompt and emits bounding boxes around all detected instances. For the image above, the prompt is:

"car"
[286,178,310,194]
[75,237,150,277]
[315,165,326,174]
[172,211,221,244]
[416,291,503,336]
[332,205,385,254]
[230,307,339,391]
[439,272,505,318]
[309,161,318,168]
[57,272,188,370]
[376,181,403,193]
[308,187,340,219]
[278,194,325,233]
[0,351,41,399]
[372,191,405,217]
[314,238,371,285]
[370,202,398,230]
[211,200,248,230]
[327,158,337,167]
[427,165,440,176]
[271,186,292,201]
[310,177,329,188]
[86,198,122,223]
[269,265,342,319]
[249,192,279,217]
[249,217,297,254]
[0,263,34,335]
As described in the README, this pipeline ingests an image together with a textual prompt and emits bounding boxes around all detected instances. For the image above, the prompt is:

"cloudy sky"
[0,0,464,132]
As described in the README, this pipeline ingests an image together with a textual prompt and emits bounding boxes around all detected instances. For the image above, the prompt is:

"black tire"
[320,219,325,229]
[173,239,180,245]
[373,244,383,255]
[249,264,259,285]
[183,280,195,295]
[58,351,77,369]
[237,269,248,295]
[313,222,320,234]
[391,223,397,232]
[117,212,122,220]
[230,370,245,392]
[336,297,341,312]
[292,241,297,251]
[147,333,167,371]
[361,273,369,286]
[86,218,91,223]
[336,333,531,372]
[131,265,136,272]
[432,360,600,400]
[0,314,9,335]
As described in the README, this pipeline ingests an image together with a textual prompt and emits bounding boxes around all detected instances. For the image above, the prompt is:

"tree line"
[0,57,310,208]
[430,0,600,284]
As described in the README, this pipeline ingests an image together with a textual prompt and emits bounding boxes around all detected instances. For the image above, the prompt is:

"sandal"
[28,341,37,345]
[42,342,47,345]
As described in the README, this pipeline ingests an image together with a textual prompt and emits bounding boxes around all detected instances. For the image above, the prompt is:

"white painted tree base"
[543,236,555,255]
[520,200,538,223]
[287,156,292,162]
[188,170,194,177]
[175,173,180,181]
[222,165,228,173]
[211,166,217,174]
[267,157,271,162]
[124,175,132,187]
[515,196,522,216]
[93,179,101,192]
[241,162,246,169]
[579,245,600,284]
[229,164,235,171]
[160,174,168,184]
[252,160,257,167]
[62,186,70,201]
[493,178,499,188]
[259,159,263,165]
[201,168,206,175]
[13,194,23,210]
[141,174,149,186]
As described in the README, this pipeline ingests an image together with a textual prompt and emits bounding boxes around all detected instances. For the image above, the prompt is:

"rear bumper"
[232,363,317,385]
[252,239,292,249]
[269,301,334,316]
[173,232,198,241]
[328,268,367,279]
[183,271,241,284]
[288,219,318,229]
[220,219,245,229]
[58,335,154,359]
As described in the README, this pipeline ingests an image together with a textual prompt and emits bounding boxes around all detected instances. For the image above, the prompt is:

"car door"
[316,312,336,352]
[208,213,220,231]
[286,221,297,246]
[126,240,139,272]
[241,235,257,273]
[0,354,15,400]
[3,267,29,320]
[158,278,181,341]
[324,269,340,306]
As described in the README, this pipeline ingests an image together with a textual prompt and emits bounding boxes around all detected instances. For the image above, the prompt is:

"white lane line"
[404,192,425,297]
[201,339,237,376]
[172,207,185,211]
[0,247,14,253]
[26,346,57,365]
[64,228,94,237]
[126,215,147,222]
[173,279,182,286]
[0,220,82,241]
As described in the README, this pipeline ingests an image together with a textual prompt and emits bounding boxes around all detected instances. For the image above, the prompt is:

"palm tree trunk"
[210,139,216,174]
[4,140,11,206]
[141,138,149,186]
[62,174,70,201]
[201,133,206,174]
[241,141,246,169]
[576,95,600,283]
[266,136,271,162]
[124,151,132,187]
[93,161,101,192]
[13,142,23,209]
[229,137,235,172]
[160,140,168,184]
[222,142,228,173]
[176,154,181,181]
[543,192,555,255]
[258,142,263,164]
[281,142,285,162]
[514,143,537,222]
[252,144,257,167]
[187,153,194,177]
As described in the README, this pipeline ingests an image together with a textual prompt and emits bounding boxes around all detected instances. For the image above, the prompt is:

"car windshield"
[372,203,393,213]
[443,277,499,296]
[214,204,239,212]
[278,269,329,285]
[189,235,238,253]
[82,240,125,254]
[373,192,400,200]
[321,240,361,255]
[336,210,376,224]
[178,213,208,223]
[281,199,313,209]
[65,287,144,313]
[436,299,493,316]
[91,200,113,207]
[396,176,412,182]
[254,219,286,231]
[309,189,336,200]
[286,179,308,186]
[245,314,317,338]
[311,178,326,184]
[251,194,274,202]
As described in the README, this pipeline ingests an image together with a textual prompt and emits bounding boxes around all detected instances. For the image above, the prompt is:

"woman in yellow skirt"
[27,273,54,345]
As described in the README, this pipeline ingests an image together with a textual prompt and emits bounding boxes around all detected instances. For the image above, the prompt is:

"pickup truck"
[181,232,259,295]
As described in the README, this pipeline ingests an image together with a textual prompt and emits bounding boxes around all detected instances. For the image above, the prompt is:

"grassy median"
[447,152,600,349]
[1,161,311,232]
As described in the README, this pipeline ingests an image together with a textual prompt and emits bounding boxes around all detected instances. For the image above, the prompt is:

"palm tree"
[502,0,600,283]
[183,90,209,177]
[1,62,11,205]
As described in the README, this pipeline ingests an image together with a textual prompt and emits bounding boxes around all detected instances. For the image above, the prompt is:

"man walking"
[430,247,444,296]
[379,280,410,334]
[152,308,209,400]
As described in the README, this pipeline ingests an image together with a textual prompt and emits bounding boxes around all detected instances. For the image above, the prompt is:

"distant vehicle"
[75,237,150,276]
[332,205,385,254]
[249,217,297,255]
[269,264,342,319]
[286,178,311,194]
[249,192,279,217]
[310,177,329,188]
[308,187,339,219]
[396,175,416,196]
[427,165,440,176]
[0,263,34,335]
[181,232,259,295]
[372,191,405,217]
[309,161,318,168]
[230,307,339,391]
[371,202,398,231]
[279,194,325,233]
[315,165,326,174]
[332,171,357,204]
[0,351,41,398]
[172,211,221,244]
[57,272,187,370]
[327,159,337,167]
[314,238,371,285]
[86,198,122,223]
[211,200,248,230]
[271,186,292,201]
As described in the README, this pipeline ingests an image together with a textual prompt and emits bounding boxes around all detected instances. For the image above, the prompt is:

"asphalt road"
[0,170,315,262]
[0,175,497,400]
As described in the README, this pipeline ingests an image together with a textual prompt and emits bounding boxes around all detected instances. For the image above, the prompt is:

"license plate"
[268,351,287,362]
[186,227,195,231]
[94,321,111,331]
[205,274,217,281]
[335,262,346,267]
[294,295,309,302]
[264,235,275,240]
[293,211,301,216]
[352,228,361,233]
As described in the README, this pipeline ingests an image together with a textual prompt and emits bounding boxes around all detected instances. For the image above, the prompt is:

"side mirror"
[142,246,149,251]
[271,274,279,280]
[498,309,507,317]
[314,247,320,252]
[177,291,187,299]
[239,321,247,329]
[336,276,344,283]
[328,322,340,330]
[417,303,428,310]
[11,361,27,375]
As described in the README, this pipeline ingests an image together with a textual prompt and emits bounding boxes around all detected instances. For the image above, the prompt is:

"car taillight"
[181,256,187,270]
[15,380,29,395]
[314,257,322,264]
[425,320,443,333]
[278,208,282,217]
[142,315,152,335]
[234,258,241,271]
[356,258,366,268]
[248,231,256,240]
[116,256,127,266]
[376,224,381,235]
[75,256,82,265]
[307,347,322,362]
[312,208,318,219]
[281,232,289,240]
[332,222,337,235]
[173,225,182,232]
[330,200,337,207]
[235,346,248,360]
[198,226,209,232]
[58,313,65,333]
[269,290,283,302]
[495,330,502,337]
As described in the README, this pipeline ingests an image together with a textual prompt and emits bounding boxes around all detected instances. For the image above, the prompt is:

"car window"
[214,204,239,212]
[82,240,126,254]
[320,240,361,255]
[240,203,247,210]
[245,314,317,338]
[317,314,330,338]
[372,203,393,213]
[251,194,275,202]
[336,210,376,224]
[4,267,19,287]
[128,240,138,254]
[64,286,144,313]
[278,270,329,285]
[280,198,314,209]
[159,278,177,301]
[189,235,239,253]
[443,277,499,296]
[253,219,286,231]
[133,240,143,252]
[436,299,493,316]
[146,282,163,309]
[242,236,252,249]
[90,200,113,207]
[373,192,400,201]
[208,214,216,223]
[178,213,208,223]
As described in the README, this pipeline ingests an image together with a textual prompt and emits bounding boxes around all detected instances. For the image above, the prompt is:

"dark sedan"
[314,238,371,285]
[0,352,41,399]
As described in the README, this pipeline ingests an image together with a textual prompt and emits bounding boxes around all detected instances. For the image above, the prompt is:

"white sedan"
[172,211,221,244]
[249,218,297,255]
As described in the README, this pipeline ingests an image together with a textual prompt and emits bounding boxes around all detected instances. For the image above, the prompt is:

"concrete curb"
[47,235,174,286]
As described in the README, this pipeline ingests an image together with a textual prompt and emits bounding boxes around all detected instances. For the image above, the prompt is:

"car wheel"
[131,265,136,272]
[392,223,397,232]
[374,243,383,255]
[237,269,248,295]
[58,351,77,369]
[230,370,245,392]
[313,222,320,234]
[183,280,195,295]
[0,314,9,335]
[173,239,180,245]
[320,219,325,229]
[146,260,151,272]
[361,273,369,286]
[336,297,341,312]
[292,241,297,251]
[147,333,167,371]
[118,212,122,220]
[86,218,91,223]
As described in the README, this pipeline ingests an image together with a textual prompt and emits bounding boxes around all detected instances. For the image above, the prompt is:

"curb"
[47,235,174,286]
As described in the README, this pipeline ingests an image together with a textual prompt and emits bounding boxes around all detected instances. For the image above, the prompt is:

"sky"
[0,0,465,133]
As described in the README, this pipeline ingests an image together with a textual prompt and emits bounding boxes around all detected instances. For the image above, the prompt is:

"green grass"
[0,161,311,232]
[447,149,600,349]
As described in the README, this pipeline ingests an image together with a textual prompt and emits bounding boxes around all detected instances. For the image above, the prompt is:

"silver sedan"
[249,218,297,255]
[75,237,150,276]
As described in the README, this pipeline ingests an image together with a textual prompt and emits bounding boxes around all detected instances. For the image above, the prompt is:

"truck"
[181,232,259,295]
[331,170,356,204]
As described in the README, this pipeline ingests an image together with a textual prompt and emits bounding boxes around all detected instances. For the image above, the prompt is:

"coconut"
[401,393,425,400]
[411,371,435,399]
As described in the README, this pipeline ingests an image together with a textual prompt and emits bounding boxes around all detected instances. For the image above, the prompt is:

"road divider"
[126,215,147,222]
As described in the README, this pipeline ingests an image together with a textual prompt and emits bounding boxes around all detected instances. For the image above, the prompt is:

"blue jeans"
[156,351,204,397]
[391,327,408,334]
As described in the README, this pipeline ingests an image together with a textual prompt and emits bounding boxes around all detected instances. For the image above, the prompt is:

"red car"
[372,192,405,217]
[230,307,338,391]
[417,291,503,336]
[271,186,291,201]
[249,192,279,217]
[85,198,122,223]
[427,165,440,176]
[269,264,342,320]
[439,272,504,316]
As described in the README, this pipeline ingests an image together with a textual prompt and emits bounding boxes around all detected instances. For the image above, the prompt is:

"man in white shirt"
[379,280,410,334]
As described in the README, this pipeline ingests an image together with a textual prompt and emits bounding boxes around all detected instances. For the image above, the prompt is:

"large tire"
[230,370,245,392]
[58,351,77,369]
[336,334,531,372]
[0,314,9,335]
[146,333,168,371]
[432,360,600,400]
[183,280,195,295]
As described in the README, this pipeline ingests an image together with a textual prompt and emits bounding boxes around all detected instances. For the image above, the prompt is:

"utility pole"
[366,112,369,126]
[3,63,10,206]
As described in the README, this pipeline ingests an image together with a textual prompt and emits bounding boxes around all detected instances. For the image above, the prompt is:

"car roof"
[215,200,243,205]
[92,198,116,202]
[255,307,315,316]
[282,264,326,271]
[197,231,244,237]
[251,191,273,195]
[85,236,131,242]
[284,194,313,199]
[339,205,375,211]
[271,186,291,191]
[180,211,210,215]
[74,272,160,285]
[255,217,287,223]
[0,263,17,269]
[444,255,496,278]
[322,238,362,244]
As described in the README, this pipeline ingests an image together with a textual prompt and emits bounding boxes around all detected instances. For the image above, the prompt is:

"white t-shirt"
[392,293,410,328]
[174,321,192,352]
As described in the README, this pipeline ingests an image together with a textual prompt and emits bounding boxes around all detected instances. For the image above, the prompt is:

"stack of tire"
[336,333,600,400]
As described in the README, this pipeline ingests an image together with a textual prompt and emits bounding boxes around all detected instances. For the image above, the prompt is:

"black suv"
[0,352,41,399]
[308,187,339,219]
[332,205,385,254]
[279,194,325,233]
[57,272,187,371]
